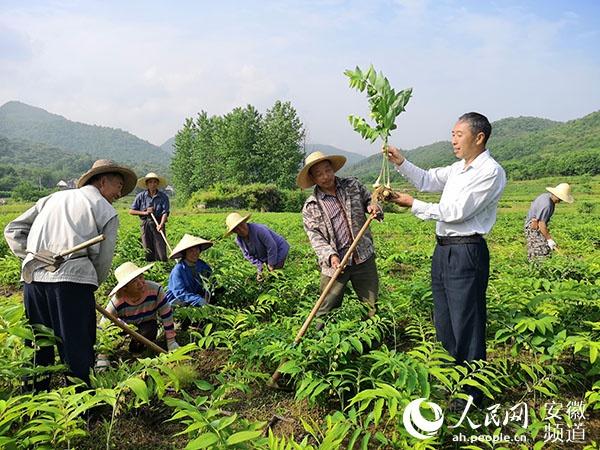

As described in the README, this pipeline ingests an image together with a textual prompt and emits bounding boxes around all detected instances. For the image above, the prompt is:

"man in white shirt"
[386,112,506,406]
[4,160,137,391]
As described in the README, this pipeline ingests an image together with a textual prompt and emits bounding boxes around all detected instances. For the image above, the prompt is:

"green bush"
[188,183,308,212]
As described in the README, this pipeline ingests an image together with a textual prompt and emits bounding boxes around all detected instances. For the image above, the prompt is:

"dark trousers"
[23,282,96,391]
[431,240,489,402]
[129,320,158,353]
[317,255,378,319]
[141,219,168,261]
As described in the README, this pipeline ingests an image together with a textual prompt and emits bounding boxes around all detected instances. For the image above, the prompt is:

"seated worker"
[96,262,179,370]
[164,234,214,306]
[225,212,290,281]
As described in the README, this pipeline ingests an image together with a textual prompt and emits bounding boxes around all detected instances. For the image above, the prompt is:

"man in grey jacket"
[298,151,381,329]
[4,159,136,391]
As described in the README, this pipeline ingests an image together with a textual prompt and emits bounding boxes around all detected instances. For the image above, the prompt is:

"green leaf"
[226,430,263,445]
[186,432,219,449]
[123,377,149,403]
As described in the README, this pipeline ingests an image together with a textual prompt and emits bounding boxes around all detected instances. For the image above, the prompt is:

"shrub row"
[187,183,309,212]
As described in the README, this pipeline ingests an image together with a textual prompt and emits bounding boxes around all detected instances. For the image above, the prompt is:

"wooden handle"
[270,215,375,384]
[95,303,166,354]
[58,235,105,257]
[150,213,174,254]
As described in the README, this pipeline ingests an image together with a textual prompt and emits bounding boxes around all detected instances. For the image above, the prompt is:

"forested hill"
[0,135,96,197]
[0,101,170,174]
[344,112,600,182]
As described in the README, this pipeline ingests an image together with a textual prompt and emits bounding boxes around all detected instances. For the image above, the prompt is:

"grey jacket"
[302,177,377,277]
[4,185,119,286]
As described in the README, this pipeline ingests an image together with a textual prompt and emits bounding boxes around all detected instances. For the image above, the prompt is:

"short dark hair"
[458,112,492,145]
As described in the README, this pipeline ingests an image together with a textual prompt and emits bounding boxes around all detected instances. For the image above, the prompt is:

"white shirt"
[395,150,506,237]
[4,185,119,286]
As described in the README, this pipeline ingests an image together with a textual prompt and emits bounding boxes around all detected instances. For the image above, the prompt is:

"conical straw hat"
[225,212,251,236]
[170,234,213,259]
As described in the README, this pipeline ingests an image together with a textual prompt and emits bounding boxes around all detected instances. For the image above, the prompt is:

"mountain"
[0,101,171,175]
[343,113,600,181]
[160,136,175,154]
[305,143,366,167]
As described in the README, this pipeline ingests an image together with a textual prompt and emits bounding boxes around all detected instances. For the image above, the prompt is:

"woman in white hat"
[225,212,290,281]
[129,172,170,262]
[96,262,179,370]
[525,183,574,260]
[164,234,214,307]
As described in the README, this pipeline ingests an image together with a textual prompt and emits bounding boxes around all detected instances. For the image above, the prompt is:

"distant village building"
[56,179,77,190]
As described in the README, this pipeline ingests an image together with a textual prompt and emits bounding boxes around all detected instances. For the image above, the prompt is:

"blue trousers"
[24,282,96,391]
[431,239,489,401]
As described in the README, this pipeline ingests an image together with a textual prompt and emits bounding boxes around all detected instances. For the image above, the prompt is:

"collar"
[462,149,490,171]
[316,177,340,199]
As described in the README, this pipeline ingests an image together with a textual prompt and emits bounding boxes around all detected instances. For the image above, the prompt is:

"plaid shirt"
[302,177,377,277]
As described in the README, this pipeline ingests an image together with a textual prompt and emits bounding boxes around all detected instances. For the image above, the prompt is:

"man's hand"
[547,239,557,250]
[145,206,154,216]
[391,192,414,207]
[367,204,383,222]
[385,145,405,166]
[330,255,341,270]
[267,264,275,272]
[156,223,164,232]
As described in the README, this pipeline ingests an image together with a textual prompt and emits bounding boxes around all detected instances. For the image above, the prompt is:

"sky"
[1,0,599,155]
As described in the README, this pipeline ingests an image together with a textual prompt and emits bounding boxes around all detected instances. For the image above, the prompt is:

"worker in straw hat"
[225,212,290,281]
[95,262,179,370]
[298,151,383,330]
[4,159,136,391]
[525,182,574,260]
[129,172,170,262]
[164,234,215,307]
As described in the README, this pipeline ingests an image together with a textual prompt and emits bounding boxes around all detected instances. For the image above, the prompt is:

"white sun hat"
[225,212,252,236]
[109,261,154,297]
[546,183,574,204]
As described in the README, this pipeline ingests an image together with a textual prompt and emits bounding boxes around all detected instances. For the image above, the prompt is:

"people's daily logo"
[402,398,444,440]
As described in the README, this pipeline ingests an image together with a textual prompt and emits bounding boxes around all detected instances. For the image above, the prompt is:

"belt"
[436,234,484,246]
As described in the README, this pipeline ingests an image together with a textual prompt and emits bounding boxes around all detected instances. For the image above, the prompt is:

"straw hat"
[170,234,213,259]
[546,183,574,204]
[137,172,167,189]
[109,262,154,297]
[77,159,137,196]
[296,151,346,189]
[225,212,251,236]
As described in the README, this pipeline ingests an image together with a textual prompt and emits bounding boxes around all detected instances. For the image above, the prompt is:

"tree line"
[171,101,305,199]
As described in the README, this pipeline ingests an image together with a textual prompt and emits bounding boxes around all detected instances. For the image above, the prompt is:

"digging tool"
[269,214,376,387]
[150,212,173,254]
[23,235,106,283]
[95,303,166,354]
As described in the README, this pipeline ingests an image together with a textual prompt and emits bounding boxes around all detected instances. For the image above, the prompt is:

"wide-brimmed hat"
[109,262,154,297]
[296,151,346,189]
[137,172,167,189]
[170,234,213,259]
[546,183,574,204]
[225,212,251,236]
[77,159,137,196]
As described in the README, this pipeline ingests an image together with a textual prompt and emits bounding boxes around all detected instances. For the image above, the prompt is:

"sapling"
[344,65,412,195]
